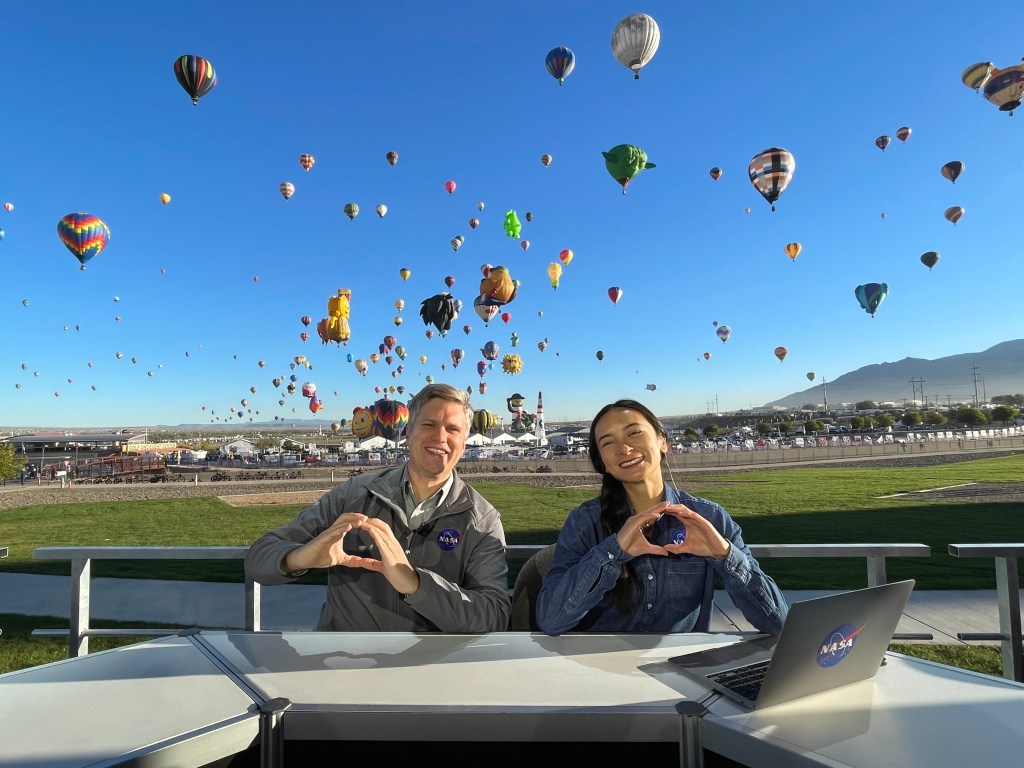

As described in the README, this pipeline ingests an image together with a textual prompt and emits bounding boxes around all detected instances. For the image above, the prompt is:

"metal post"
[995,556,1023,682]
[259,697,291,768]
[676,700,708,768]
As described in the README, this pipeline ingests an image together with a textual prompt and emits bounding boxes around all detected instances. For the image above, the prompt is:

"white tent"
[465,433,493,446]
[490,432,518,444]
[513,433,538,443]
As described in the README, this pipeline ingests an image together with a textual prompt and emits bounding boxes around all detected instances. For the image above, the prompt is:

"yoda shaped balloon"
[602,144,656,194]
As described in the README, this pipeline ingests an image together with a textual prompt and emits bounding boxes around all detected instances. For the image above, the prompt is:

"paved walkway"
[0,573,1015,643]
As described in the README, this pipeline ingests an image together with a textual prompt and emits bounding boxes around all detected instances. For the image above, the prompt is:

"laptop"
[667,579,915,710]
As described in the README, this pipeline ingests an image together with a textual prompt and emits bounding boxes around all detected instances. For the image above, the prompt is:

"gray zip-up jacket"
[244,466,511,632]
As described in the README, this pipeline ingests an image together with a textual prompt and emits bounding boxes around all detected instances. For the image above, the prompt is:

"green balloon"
[503,210,522,239]
[602,144,656,194]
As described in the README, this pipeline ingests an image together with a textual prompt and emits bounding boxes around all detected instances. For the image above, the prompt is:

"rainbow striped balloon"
[57,213,110,270]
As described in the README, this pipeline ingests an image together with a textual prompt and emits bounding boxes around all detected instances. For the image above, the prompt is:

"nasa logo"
[673,529,687,545]
[817,623,865,668]
[436,528,461,551]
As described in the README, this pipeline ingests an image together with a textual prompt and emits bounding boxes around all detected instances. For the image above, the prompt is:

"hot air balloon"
[875,135,891,151]
[709,167,722,181]
[481,340,500,360]
[607,286,623,304]
[450,235,464,251]
[611,12,660,79]
[854,283,889,316]
[602,144,656,194]
[4,202,14,211]
[645,384,657,391]
[503,210,522,239]
[372,397,409,441]
[703,352,711,361]
[541,153,553,166]
[159,193,171,205]
[300,315,312,327]
[386,151,398,166]
[419,292,461,335]
[57,213,110,270]
[716,325,731,343]
[501,312,512,324]
[520,240,530,252]
[444,180,456,194]
[774,346,788,362]
[471,409,500,435]
[547,262,562,289]
[469,217,480,229]
[981,62,1024,115]
[559,248,573,266]
[537,339,548,353]
[807,372,815,381]
[941,161,965,184]
[394,299,405,313]
[450,348,464,368]
[173,55,217,105]
[920,252,940,270]
[502,353,523,374]
[473,295,500,324]
[279,182,295,200]
[478,264,518,306]
[376,204,388,218]
[343,203,359,220]
[544,45,575,86]
[961,61,995,91]
[596,350,605,361]
[749,148,796,211]
[354,358,368,376]
[525,211,533,222]
[897,126,912,142]
[944,206,965,226]
[784,242,802,262]
[400,267,411,280]
[299,154,315,171]
[393,316,403,327]
[445,275,456,288]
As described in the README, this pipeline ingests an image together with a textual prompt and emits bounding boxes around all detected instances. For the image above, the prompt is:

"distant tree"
[992,394,1024,407]
[955,407,988,426]
[921,410,947,426]
[682,429,700,443]
[0,443,27,482]
[991,405,1018,425]
[804,419,825,433]
[756,422,773,436]
[778,421,793,434]
[703,424,720,438]
[255,436,279,451]
[855,400,877,410]
[875,414,895,429]
[901,412,923,427]
[849,415,869,430]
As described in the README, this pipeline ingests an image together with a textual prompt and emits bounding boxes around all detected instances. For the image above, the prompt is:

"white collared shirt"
[405,470,455,532]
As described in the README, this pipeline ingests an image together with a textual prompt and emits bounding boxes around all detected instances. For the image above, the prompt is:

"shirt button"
[647,574,654,580]
[608,553,614,560]
[646,603,653,609]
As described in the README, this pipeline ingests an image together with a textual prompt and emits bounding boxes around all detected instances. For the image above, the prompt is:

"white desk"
[0,634,260,768]
[3,631,1024,767]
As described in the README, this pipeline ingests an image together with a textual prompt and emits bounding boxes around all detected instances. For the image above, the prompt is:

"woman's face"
[593,407,667,484]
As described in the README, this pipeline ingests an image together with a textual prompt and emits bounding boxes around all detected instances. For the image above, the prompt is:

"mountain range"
[763,340,1024,410]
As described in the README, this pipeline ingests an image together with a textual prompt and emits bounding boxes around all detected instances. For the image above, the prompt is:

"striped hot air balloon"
[299,154,315,171]
[749,148,796,211]
[173,55,217,105]
[279,182,295,200]
[545,47,575,86]
[57,213,110,270]
[784,242,802,262]
[372,397,409,441]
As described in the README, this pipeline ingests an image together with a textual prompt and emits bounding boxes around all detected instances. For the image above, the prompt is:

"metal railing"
[30,543,932,658]
[948,543,1024,682]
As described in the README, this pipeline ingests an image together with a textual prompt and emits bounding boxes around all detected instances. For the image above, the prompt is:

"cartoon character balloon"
[419,292,461,335]
[173,54,217,105]
[479,265,518,306]
[749,147,795,211]
[602,144,656,194]
[854,283,889,316]
[547,262,563,289]
[503,210,522,239]
[57,213,110,270]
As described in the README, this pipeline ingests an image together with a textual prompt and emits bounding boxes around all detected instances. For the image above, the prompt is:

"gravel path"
[2,450,1022,511]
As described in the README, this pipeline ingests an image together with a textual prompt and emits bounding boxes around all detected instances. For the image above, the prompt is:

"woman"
[536,399,788,636]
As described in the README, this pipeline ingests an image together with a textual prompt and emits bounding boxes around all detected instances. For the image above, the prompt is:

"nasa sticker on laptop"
[817,623,865,668]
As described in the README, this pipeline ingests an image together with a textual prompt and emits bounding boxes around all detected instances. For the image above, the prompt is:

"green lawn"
[1,455,1021,676]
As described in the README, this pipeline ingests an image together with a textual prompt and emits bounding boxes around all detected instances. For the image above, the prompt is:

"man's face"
[407,398,469,482]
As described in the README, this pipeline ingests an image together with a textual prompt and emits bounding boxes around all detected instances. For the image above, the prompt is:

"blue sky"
[3,1,1022,428]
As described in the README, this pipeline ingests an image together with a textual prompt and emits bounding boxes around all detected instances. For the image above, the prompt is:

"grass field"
[2,454,1022,675]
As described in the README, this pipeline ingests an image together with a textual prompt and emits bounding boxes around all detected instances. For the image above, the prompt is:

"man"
[245,383,511,632]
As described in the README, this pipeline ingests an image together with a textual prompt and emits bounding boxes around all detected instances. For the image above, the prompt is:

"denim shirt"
[535,485,789,636]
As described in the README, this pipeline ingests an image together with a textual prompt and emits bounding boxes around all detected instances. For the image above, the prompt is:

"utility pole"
[970,365,981,409]
[821,377,828,415]
[909,377,925,407]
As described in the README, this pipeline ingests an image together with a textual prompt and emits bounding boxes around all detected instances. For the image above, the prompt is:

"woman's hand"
[660,504,731,560]
[617,501,671,557]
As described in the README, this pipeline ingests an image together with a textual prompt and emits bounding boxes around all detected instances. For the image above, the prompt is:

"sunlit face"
[407,398,469,483]
[594,408,667,484]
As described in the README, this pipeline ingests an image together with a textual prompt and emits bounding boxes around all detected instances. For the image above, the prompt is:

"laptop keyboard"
[708,659,771,701]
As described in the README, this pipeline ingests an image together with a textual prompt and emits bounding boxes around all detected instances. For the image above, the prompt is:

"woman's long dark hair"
[587,399,669,613]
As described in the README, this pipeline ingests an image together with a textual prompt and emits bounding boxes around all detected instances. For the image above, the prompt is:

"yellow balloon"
[159,193,171,205]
